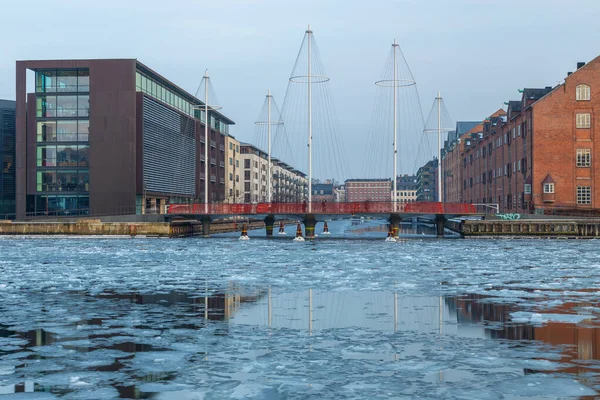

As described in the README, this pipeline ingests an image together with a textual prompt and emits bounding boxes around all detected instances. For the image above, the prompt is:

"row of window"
[136,71,230,134]
[36,170,89,193]
[37,120,89,143]
[36,95,89,118]
[37,145,89,167]
[543,184,591,204]
[36,69,90,93]
[34,195,89,214]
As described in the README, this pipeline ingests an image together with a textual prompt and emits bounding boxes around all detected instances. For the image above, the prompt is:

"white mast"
[267,89,272,203]
[393,40,398,204]
[204,70,209,211]
[307,25,313,213]
[437,91,442,202]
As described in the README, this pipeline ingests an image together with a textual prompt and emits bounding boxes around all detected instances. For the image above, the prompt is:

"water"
[1,219,600,398]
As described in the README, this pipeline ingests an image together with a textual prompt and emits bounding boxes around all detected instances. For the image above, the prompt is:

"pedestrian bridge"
[167,202,481,238]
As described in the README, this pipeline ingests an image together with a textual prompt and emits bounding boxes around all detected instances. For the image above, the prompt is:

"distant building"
[0,100,16,218]
[394,174,417,202]
[272,159,307,203]
[312,183,334,202]
[334,185,345,202]
[345,179,391,202]
[416,159,438,201]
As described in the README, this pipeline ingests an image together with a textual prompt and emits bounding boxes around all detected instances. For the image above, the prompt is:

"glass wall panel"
[78,70,90,92]
[78,120,90,142]
[136,72,142,90]
[78,145,89,167]
[57,146,78,167]
[56,121,78,142]
[78,95,89,117]
[36,96,57,118]
[56,70,78,92]
[57,170,78,192]
[78,171,89,192]
[37,171,57,192]
[56,96,78,117]
[35,70,57,93]
[36,146,57,167]
[78,196,89,211]
[37,121,57,142]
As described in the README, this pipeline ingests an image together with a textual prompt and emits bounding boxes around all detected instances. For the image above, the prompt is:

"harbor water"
[1,219,599,399]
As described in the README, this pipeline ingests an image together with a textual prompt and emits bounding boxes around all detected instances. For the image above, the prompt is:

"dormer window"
[576,84,591,101]
[543,183,555,193]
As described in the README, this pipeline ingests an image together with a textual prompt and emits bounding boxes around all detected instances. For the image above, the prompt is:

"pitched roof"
[523,87,553,101]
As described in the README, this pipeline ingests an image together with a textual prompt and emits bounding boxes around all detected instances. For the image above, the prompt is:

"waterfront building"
[240,143,269,203]
[224,135,241,203]
[416,159,438,201]
[239,143,307,203]
[345,179,391,202]
[445,57,600,214]
[441,121,482,203]
[0,100,16,218]
[15,59,235,218]
[271,159,307,203]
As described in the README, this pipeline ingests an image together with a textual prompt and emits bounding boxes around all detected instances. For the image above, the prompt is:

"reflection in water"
[1,287,599,398]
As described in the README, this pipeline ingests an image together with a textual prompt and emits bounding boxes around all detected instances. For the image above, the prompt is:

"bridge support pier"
[303,214,316,239]
[201,216,211,237]
[435,214,446,238]
[389,214,401,238]
[265,215,275,237]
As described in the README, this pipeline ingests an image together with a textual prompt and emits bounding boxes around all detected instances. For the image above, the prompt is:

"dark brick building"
[16,59,234,218]
[0,100,16,218]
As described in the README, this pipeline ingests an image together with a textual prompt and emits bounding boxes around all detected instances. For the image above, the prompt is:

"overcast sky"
[1,0,599,178]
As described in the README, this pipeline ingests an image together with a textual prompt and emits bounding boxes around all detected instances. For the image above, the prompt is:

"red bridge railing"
[167,202,478,215]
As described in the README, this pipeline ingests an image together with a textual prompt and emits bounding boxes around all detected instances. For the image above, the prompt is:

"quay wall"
[447,219,600,237]
[0,219,289,238]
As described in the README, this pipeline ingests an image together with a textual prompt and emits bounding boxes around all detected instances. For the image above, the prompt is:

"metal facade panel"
[142,97,196,196]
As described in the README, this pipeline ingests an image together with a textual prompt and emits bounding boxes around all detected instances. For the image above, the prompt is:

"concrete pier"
[303,214,317,239]
[435,215,446,237]
[389,214,402,238]
[201,216,211,237]
[265,215,275,237]
[446,218,600,238]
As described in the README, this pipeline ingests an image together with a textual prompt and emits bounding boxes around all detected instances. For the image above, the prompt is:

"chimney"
[577,62,585,69]
[567,72,573,76]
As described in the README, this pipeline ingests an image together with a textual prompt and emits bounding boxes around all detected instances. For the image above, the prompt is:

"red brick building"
[442,56,600,214]
[345,179,391,202]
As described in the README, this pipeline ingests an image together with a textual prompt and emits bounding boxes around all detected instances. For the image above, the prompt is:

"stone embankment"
[446,219,600,238]
[0,219,270,238]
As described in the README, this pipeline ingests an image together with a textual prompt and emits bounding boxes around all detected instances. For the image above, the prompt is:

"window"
[576,84,591,101]
[244,171,250,180]
[229,157,233,165]
[513,128,516,139]
[229,143,233,150]
[577,186,591,204]
[517,125,521,137]
[517,159,521,171]
[543,183,555,194]
[244,182,250,191]
[576,113,591,128]
[236,160,239,167]
[229,173,233,181]
[513,162,516,173]
[577,149,591,167]
[524,184,531,195]
[244,159,250,168]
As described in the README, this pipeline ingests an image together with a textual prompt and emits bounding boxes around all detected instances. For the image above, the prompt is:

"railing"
[167,202,478,215]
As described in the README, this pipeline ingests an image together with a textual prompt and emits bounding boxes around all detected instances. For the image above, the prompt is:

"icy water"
[1,220,600,399]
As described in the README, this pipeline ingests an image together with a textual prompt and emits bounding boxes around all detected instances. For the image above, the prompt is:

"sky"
[1,0,599,179]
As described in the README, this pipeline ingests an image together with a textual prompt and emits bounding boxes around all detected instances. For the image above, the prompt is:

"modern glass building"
[0,99,16,218]
[16,59,234,219]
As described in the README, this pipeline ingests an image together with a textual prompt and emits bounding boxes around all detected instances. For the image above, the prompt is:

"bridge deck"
[167,202,478,217]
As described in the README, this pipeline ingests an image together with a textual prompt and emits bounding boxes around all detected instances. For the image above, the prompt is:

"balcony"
[210,174,216,182]
[200,154,205,162]
[200,172,206,180]
[219,144,225,152]
[219,161,225,168]
[210,157,216,165]
[210,140,216,148]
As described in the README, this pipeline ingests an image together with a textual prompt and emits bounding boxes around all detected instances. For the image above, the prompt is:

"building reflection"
[446,294,600,376]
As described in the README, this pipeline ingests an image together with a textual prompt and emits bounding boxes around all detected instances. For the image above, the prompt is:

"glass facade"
[135,71,231,134]
[34,69,89,215]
